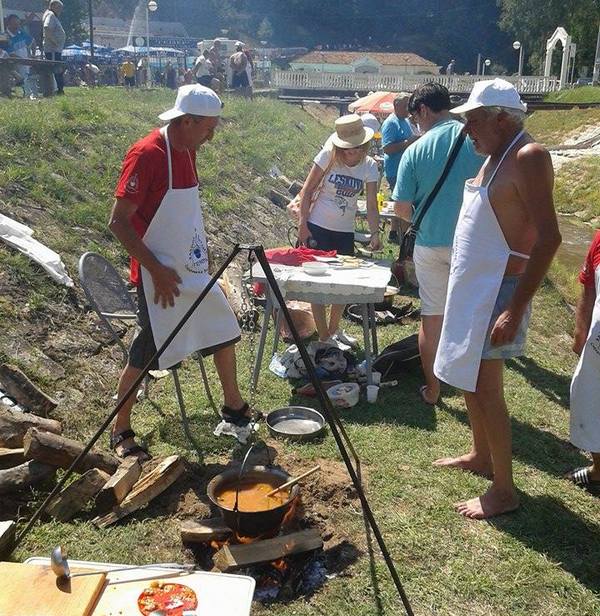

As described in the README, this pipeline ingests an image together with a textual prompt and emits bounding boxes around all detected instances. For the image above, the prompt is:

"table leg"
[251,292,272,391]
[272,307,282,355]
[361,304,373,386]
[368,303,378,356]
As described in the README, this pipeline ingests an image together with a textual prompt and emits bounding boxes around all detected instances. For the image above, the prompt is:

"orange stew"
[138,582,197,616]
[216,481,290,512]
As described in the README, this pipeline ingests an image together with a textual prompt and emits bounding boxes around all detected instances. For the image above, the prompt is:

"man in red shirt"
[567,230,600,493]
[109,85,252,459]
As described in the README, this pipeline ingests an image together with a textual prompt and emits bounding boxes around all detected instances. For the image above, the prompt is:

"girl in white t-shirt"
[298,114,381,343]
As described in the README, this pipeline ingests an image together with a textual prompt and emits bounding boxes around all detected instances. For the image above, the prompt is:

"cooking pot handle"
[233,440,273,513]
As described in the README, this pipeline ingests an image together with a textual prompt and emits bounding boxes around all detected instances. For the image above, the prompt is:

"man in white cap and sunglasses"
[108,85,253,459]
[433,79,561,518]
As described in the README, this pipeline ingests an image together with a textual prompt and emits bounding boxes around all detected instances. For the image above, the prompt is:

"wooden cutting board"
[0,561,106,616]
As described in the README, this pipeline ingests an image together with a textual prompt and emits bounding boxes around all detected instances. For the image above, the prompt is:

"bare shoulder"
[515,141,552,168]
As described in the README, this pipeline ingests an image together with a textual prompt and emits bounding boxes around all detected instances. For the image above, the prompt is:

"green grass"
[546,86,600,103]
[553,157,600,223]
[526,108,600,146]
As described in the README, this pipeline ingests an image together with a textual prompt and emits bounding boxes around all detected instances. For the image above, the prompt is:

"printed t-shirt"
[393,118,484,248]
[579,230,600,287]
[114,128,198,285]
[308,147,379,233]
[7,28,33,58]
[381,114,413,180]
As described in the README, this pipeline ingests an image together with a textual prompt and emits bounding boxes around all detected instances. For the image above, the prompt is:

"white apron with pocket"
[570,266,600,451]
[434,130,529,392]
[140,127,240,369]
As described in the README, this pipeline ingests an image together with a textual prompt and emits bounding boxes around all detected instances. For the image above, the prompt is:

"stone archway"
[545,27,575,88]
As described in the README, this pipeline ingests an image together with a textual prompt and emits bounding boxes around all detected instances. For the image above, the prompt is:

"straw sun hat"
[330,114,374,149]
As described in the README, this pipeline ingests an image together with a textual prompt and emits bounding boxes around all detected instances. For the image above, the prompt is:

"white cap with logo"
[158,84,223,121]
[450,78,527,115]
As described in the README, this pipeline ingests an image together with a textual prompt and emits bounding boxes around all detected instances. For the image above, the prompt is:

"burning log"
[92,455,185,528]
[0,363,58,416]
[0,447,26,469]
[0,521,15,557]
[23,427,119,475]
[95,456,142,513]
[47,468,111,522]
[0,408,62,448]
[180,518,232,544]
[212,529,323,572]
[0,460,56,494]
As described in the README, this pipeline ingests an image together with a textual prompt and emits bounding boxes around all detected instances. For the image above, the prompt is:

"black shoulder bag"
[397,131,467,262]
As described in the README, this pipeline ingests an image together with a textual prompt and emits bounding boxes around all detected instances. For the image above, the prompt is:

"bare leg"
[112,364,148,459]
[419,314,443,404]
[455,360,519,519]
[212,343,245,411]
[327,304,346,337]
[433,390,493,478]
[311,303,330,341]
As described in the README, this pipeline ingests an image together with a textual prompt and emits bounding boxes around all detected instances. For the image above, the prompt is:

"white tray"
[25,557,255,616]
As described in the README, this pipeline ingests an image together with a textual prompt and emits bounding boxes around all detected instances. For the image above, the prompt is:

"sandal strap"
[221,403,251,427]
[571,467,591,486]
[110,429,136,449]
[119,444,150,459]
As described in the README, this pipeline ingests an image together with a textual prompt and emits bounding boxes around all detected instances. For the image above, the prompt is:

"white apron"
[434,130,529,392]
[140,127,240,369]
[570,266,600,451]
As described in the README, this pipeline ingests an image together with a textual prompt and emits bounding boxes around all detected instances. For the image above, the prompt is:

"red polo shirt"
[114,128,198,285]
[579,230,600,288]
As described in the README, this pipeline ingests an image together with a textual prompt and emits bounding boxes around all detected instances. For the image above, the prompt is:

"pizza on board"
[137,581,198,616]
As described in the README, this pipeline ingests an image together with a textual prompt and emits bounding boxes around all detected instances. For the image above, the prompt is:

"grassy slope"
[546,86,600,103]
[2,92,599,615]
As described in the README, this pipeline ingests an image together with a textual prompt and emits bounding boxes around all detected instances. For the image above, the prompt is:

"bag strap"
[302,151,336,211]
[412,130,466,232]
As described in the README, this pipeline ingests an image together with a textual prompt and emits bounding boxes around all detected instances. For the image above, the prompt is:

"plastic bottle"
[377,191,384,212]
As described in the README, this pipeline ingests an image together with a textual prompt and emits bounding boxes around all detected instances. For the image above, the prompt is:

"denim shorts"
[481,275,531,360]
[306,221,355,256]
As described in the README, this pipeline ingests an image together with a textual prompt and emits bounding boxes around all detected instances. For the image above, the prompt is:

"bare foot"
[454,486,519,520]
[433,452,493,479]
[419,385,439,405]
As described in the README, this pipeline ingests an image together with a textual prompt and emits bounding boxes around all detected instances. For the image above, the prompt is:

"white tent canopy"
[115,45,185,57]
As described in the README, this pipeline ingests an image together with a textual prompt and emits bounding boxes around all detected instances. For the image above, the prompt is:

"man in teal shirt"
[381,93,417,243]
[394,83,483,405]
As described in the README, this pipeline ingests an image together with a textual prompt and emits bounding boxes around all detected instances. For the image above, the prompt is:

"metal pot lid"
[266,406,326,437]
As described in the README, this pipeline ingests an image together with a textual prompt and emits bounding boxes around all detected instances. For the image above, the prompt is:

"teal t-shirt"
[381,114,413,180]
[392,118,484,247]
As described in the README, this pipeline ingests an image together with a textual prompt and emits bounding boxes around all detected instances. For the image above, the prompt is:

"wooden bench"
[0,57,65,97]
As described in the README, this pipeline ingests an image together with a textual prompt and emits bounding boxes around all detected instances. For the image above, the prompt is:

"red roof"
[293,51,437,67]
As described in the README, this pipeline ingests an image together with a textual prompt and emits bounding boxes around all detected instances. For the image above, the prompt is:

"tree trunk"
[0,364,57,416]
[0,460,56,494]
[0,407,62,448]
[47,468,111,522]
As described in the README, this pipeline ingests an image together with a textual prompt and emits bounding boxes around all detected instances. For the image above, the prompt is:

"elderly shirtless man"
[433,79,561,519]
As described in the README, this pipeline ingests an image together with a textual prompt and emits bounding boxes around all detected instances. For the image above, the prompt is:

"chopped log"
[23,427,119,475]
[47,468,111,522]
[268,188,289,209]
[0,448,26,469]
[0,363,58,416]
[180,518,232,544]
[0,521,16,557]
[221,260,246,320]
[212,529,323,572]
[0,460,56,494]
[92,455,184,528]
[0,408,62,448]
[288,180,303,196]
[95,457,142,513]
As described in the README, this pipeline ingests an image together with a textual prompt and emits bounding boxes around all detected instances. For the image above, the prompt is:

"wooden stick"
[266,465,321,497]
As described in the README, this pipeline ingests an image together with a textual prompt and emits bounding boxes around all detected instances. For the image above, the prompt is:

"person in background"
[5,14,38,99]
[42,0,66,95]
[446,59,456,75]
[193,49,215,88]
[567,230,600,495]
[120,59,136,88]
[433,79,561,519]
[243,45,254,100]
[230,42,250,98]
[165,61,177,90]
[381,93,418,243]
[393,83,483,406]
[298,114,381,346]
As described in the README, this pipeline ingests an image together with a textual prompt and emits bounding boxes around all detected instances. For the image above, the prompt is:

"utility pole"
[88,0,94,60]
[476,53,481,76]
[592,22,600,85]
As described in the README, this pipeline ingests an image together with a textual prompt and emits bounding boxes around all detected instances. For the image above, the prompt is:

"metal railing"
[272,70,561,94]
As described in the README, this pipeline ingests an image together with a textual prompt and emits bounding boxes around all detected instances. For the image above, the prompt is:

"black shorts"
[197,74,213,87]
[306,221,354,256]
[124,76,135,87]
[128,281,240,370]
[232,71,249,88]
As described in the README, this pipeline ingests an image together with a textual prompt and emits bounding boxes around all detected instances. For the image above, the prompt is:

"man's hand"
[297,223,311,246]
[572,331,587,356]
[490,308,522,346]
[369,233,382,251]
[150,264,182,308]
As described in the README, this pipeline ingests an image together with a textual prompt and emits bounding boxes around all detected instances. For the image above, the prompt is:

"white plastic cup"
[366,385,379,404]
[371,371,381,385]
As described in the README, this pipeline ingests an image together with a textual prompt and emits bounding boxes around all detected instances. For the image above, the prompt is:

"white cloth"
[140,127,240,370]
[308,148,379,232]
[42,10,65,53]
[570,266,600,451]
[0,212,73,287]
[413,245,452,316]
[193,56,212,77]
[434,130,529,392]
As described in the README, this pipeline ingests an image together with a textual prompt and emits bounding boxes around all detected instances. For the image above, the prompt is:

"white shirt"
[42,9,65,53]
[194,56,212,77]
[308,147,379,233]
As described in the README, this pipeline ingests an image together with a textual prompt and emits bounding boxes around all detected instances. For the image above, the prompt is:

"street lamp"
[146,0,158,87]
[482,58,491,76]
[513,40,524,77]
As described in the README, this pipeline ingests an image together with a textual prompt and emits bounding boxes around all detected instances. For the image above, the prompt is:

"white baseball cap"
[158,84,223,121]
[450,78,527,115]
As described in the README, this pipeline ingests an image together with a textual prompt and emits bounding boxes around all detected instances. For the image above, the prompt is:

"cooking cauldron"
[207,465,299,537]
